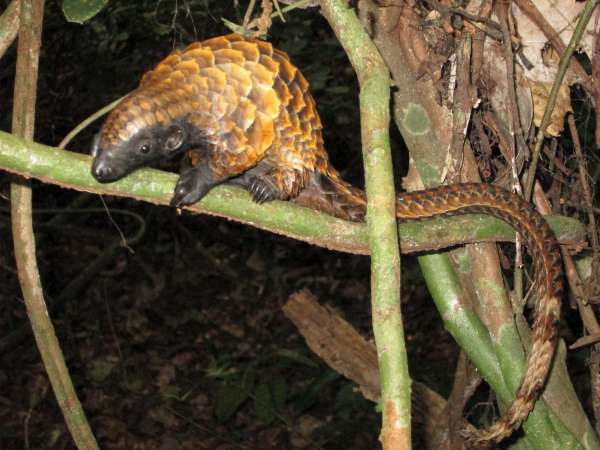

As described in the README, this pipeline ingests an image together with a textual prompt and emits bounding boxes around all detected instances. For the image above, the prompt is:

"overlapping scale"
[101,33,328,197]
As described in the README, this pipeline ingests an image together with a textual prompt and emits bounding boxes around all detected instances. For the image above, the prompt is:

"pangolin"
[90,33,563,448]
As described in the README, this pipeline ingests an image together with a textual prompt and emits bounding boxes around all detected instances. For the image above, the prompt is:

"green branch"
[0,130,583,254]
[318,1,408,448]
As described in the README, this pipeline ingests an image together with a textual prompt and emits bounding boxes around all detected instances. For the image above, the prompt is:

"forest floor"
[0,187,458,450]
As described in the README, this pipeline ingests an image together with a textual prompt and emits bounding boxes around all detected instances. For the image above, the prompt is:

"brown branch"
[449,35,476,183]
[491,1,528,306]
[10,1,99,449]
[470,0,493,83]
[542,144,573,178]
[423,0,503,41]
[568,113,600,258]
[430,351,482,449]
[472,112,493,178]
[282,290,448,448]
[481,109,525,188]
[496,0,528,166]
[593,28,600,147]
[254,0,274,36]
[0,0,20,59]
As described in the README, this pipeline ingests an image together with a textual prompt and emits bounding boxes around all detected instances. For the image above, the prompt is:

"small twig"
[496,0,528,166]
[568,113,600,256]
[449,35,476,183]
[242,0,257,31]
[496,0,527,306]
[564,201,600,215]
[275,0,316,12]
[58,94,127,149]
[99,195,134,253]
[567,113,600,307]
[423,0,503,41]
[481,109,525,188]
[524,0,598,200]
[470,0,493,83]
[593,28,600,147]
[472,112,493,178]
[225,0,314,34]
[272,0,285,22]
[0,0,20,59]
[431,351,480,448]
[543,142,573,178]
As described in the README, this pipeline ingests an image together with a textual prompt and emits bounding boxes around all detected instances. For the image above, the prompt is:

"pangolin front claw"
[171,165,215,207]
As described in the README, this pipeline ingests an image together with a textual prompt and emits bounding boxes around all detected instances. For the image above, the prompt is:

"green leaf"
[293,370,340,414]
[242,365,257,393]
[271,373,287,411]
[62,0,109,24]
[254,383,276,425]
[87,357,118,383]
[214,383,249,422]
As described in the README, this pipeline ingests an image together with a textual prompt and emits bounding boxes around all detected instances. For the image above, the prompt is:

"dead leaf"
[530,80,573,136]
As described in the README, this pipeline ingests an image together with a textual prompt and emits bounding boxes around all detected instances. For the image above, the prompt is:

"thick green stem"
[368,1,599,447]
[319,2,408,448]
[419,255,582,449]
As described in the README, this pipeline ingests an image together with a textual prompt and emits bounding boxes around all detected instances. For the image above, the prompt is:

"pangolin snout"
[91,155,118,182]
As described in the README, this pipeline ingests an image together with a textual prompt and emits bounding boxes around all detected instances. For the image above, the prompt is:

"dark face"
[91,122,187,182]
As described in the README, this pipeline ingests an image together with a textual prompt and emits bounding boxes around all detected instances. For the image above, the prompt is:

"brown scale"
[97,34,563,448]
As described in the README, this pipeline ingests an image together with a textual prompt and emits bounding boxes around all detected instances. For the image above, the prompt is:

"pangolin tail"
[294,164,562,448]
[293,164,368,222]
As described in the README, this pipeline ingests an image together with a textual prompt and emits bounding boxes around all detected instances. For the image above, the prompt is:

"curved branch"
[9,1,100,449]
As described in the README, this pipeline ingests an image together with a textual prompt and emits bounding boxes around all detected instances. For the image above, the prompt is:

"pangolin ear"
[165,123,186,152]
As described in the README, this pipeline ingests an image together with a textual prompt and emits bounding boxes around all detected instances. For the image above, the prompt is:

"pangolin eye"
[139,143,151,154]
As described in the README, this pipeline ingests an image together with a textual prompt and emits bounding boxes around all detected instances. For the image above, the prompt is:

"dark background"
[0,1,561,449]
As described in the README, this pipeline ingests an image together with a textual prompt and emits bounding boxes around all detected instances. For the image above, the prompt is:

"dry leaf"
[530,81,573,136]
[512,0,595,85]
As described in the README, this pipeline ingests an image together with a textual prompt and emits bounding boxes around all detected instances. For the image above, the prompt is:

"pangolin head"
[91,92,189,182]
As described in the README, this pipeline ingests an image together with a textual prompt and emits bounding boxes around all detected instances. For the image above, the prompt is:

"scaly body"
[91,34,563,447]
